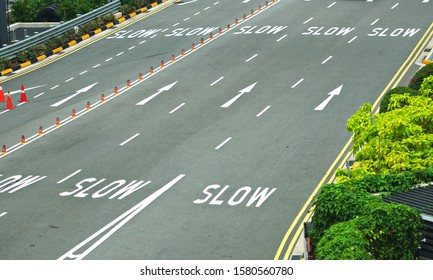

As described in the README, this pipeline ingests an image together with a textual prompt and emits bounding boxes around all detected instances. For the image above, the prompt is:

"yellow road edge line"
[0,2,174,83]
[275,21,433,260]
[282,151,352,260]
[273,135,353,260]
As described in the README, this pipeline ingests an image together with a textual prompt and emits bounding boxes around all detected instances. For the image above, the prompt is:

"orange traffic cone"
[126,80,131,87]
[235,18,239,25]
[86,101,91,110]
[210,32,213,40]
[251,9,254,16]
[160,60,165,68]
[181,49,186,56]
[266,1,269,7]
[19,84,29,103]
[71,109,77,118]
[114,86,119,94]
[227,24,231,30]
[38,126,44,136]
[243,13,247,20]
[138,73,143,80]
[258,5,261,11]
[100,94,105,102]
[0,84,5,102]
[150,66,154,74]
[1,145,6,155]
[218,27,223,35]
[21,135,26,145]
[171,54,176,62]
[55,117,61,127]
[5,91,15,109]
[191,43,195,50]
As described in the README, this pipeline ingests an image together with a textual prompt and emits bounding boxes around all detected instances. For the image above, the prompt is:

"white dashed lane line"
[116,52,124,56]
[348,36,358,44]
[128,46,136,50]
[215,137,232,150]
[106,57,113,62]
[79,70,88,75]
[92,64,101,69]
[276,34,287,42]
[321,56,333,65]
[371,19,380,26]
[120,133,140,146]
[303,17,313,24]
[57,169,82,184]
[256,106,271,117]
[0,212,7,219]
[34,92,45,98]
[327,2,336,8]
[50,85,59,90]
[245,54,258,62]
[173,22,180,27]
[65,77,74,82]
[194,12,200,16]
[210,77,224,86]
[391,3,399,9]
[291,78,304,89]
[169,103,186,114]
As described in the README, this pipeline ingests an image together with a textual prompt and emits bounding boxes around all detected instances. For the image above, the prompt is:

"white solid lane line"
[256,106,271,117]
[169,103,186,114]
[291,78,304,89]
[245,54,258,62]
[0,212,7,218]
[321,56,333,64]
[120,133,140,146]
[215,137,232,150]
[58,174,185,260]
[210,76,224,86]
[57,169,83,184]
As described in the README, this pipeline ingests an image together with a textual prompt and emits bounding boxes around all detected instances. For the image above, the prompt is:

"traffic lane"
[0,0,289,144]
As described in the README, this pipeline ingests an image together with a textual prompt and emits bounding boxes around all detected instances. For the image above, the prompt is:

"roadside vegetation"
[0,0,153,73]
[310,63,433,259]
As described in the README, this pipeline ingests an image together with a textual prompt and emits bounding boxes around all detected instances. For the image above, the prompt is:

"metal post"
[0,0,9,47]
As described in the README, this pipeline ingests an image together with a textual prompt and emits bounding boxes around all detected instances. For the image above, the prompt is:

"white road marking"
[162,28,169,32]
[128,46,136,50]
[422,0,429,3]
[213,1,220,5]
[321,56,333,64]
[177,0,198,5]
[8,85,46,95]
[291,78,304,89]
[371,19,380,26]
[17,102,25,107]
[0,212,7,218]
[210,76,224,86]
[391,3,399,9]
[276,34,287,42]
[50,82,98,107]
[173,22,179,27]
[150,34,158,39]
[194,12,201,16]
[303,17,313,24]
[215,137,232,150]
[184,17,191,21]
[116,52,124,56]
[348,36,358,44]
[120,133,140,146]
[65,77,74,82]
[79,70,88,75]
[50,85,59,90]
[221,82,258,108]
[139,40,146,45]
[169,103,186,114]
[256,105,271,117]
[57,169,82,184]
[204,6,210,10]
[327,2,336,8]
[58,174,185,260]
[136,81,178,106]
[314,85,343,111]
[0,110,9,115]
[242,0,250,3]
[34,92,45,98]
[92,64,100,68]
[245,54,258,62]
[105,57,113,62]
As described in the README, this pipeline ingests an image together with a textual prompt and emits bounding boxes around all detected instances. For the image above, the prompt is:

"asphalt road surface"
[0,0,432,260]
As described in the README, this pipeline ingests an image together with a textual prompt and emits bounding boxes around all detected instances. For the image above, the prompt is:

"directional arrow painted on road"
[136,81,178,106]
[221,82,257,108]
[314,85,343,111]
[50,82,99,107]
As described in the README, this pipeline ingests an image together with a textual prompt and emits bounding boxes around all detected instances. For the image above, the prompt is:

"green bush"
[379,86,419,113]
[408,63,433,91]
[315,203,423,260]
[0,58,12,70]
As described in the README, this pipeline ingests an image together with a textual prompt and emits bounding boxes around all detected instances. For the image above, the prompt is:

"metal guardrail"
[0,0,120,59]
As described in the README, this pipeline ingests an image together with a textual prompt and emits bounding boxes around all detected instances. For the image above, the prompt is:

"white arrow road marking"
[221,82,257,108]
[314,85,343,111]
[58,174,186,260]
[8,84,46,95]
[177,0,198,5]
[136,81,178,106]
[50,82,99,107]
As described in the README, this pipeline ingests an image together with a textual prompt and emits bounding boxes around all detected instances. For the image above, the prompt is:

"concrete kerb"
[417,37,433,66]
[0,0,174,80]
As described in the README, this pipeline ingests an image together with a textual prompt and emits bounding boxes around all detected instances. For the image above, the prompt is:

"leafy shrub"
[408,63,433,91]
[379,86,419,113]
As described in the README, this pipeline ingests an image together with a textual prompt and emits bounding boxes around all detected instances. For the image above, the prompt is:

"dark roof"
[383,184,433,216]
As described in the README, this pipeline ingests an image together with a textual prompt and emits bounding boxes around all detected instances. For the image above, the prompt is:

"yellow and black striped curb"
[0,0,170,77]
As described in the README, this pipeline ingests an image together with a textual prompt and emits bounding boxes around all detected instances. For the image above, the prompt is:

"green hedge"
[311,166,433,259]
[408,63,433,91]
[379,86,419,113]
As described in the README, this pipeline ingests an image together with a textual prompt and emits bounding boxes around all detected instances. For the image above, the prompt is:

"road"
[0,0,432,260]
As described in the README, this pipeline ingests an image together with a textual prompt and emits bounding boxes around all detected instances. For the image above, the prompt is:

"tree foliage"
[379,86,419,113]
[408,63,433,91]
